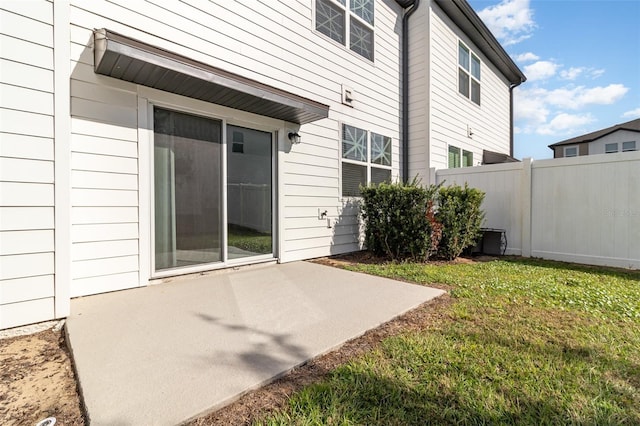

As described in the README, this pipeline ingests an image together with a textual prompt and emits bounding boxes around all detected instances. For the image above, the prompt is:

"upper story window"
[622,141,636,152]
[605,143,618,153]
[316,0,375,61]
[564,146,578,157]
[458,41,481,105]
[341,124,391,196]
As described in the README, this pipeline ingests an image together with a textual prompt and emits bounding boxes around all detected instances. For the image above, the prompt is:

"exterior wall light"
[288,131,301,144]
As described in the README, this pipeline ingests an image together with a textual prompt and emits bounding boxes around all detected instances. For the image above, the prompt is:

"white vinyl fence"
[434,151,640,269]
[227,183,271,233]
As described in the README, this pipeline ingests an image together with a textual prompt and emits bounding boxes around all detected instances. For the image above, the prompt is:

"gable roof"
[548,118,640,148]
[433,0,526,85]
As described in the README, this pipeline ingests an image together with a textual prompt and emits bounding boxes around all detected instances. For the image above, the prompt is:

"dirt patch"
[312,250,496,268]
[0,327,84,426]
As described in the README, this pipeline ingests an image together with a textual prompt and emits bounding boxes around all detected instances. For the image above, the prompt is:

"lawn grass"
[258,257,640,425]
[228,224,272,254]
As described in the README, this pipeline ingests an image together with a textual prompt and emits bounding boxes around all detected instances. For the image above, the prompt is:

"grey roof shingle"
[548,118,640,148]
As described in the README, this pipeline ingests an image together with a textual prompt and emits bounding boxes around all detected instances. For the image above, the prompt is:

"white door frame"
[137,86,287,282]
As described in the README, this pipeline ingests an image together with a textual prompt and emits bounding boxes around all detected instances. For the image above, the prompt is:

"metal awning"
[93,29,329,124]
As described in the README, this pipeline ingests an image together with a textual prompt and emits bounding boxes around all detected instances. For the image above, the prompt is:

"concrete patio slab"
[66,261,444,425]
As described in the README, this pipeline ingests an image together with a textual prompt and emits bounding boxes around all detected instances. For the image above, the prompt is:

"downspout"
[509,79,524,158]
[397,0,420,183]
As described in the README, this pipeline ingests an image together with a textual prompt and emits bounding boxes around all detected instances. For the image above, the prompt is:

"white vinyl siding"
[427,3,511,171]
[0,1,56,328]
[62,0,402,292]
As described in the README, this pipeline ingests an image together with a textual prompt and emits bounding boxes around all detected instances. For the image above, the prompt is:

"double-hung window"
[605,143,618,153]
[462,150,474,167]
[458,41,481,105]
[564,146,578,157]
[602,141,635,154]
[448,145,473,168]
[449,145,461,168]
[316,0,375,61]
[341,124,391,196]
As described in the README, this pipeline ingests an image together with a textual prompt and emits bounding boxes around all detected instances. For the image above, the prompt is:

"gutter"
[509,80,524,157]
[396,0,420,183]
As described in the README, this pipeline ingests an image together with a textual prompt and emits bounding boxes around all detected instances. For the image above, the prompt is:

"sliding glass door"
[226,125,273,260]
[153,108,274,274]
[154,107,223,271]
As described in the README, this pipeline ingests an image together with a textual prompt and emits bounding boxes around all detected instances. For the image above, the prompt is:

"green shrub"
[436,183,485,260]
[360,180,441,261]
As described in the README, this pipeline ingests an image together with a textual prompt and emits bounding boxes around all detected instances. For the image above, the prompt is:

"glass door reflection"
[153,107,222,271]
[226,125,273,260]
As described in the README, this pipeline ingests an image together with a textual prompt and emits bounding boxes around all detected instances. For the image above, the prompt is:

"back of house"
[0,0,522,329]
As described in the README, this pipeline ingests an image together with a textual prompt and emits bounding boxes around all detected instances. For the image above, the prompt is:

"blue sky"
[467,0,640,159]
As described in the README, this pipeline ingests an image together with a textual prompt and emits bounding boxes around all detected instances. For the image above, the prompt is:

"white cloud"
[513,52,539,62]
[560,67,584,80]
[523,61,559,81]
[537,113,595,135]
[575,84,628,107]
[515,84,629,136]
[623,108,640,118]
[477,0,536,46]
[560,67,605,80]
[514,89,549,125]
[552,84,628,109]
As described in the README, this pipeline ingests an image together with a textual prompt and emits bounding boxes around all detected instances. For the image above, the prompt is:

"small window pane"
[371,133,391,166]
[459,69,469,97]
[459,43,469,69]
[605,143,618,153]
[350,0,374,25]
[371,167,391,185]
[471,80,481,105]
[448,146,461,168]
[342,124,367,162]
[471,55,481,80]
[564,147,578,157]
[462,150,473,167]
[622,141,636,152]
[350,17,374,60]
[316,0,345,45]
[342,162,367,196]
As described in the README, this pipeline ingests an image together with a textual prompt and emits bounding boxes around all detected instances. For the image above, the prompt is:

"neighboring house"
[548,118,640,158]
[0,0,523,329]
